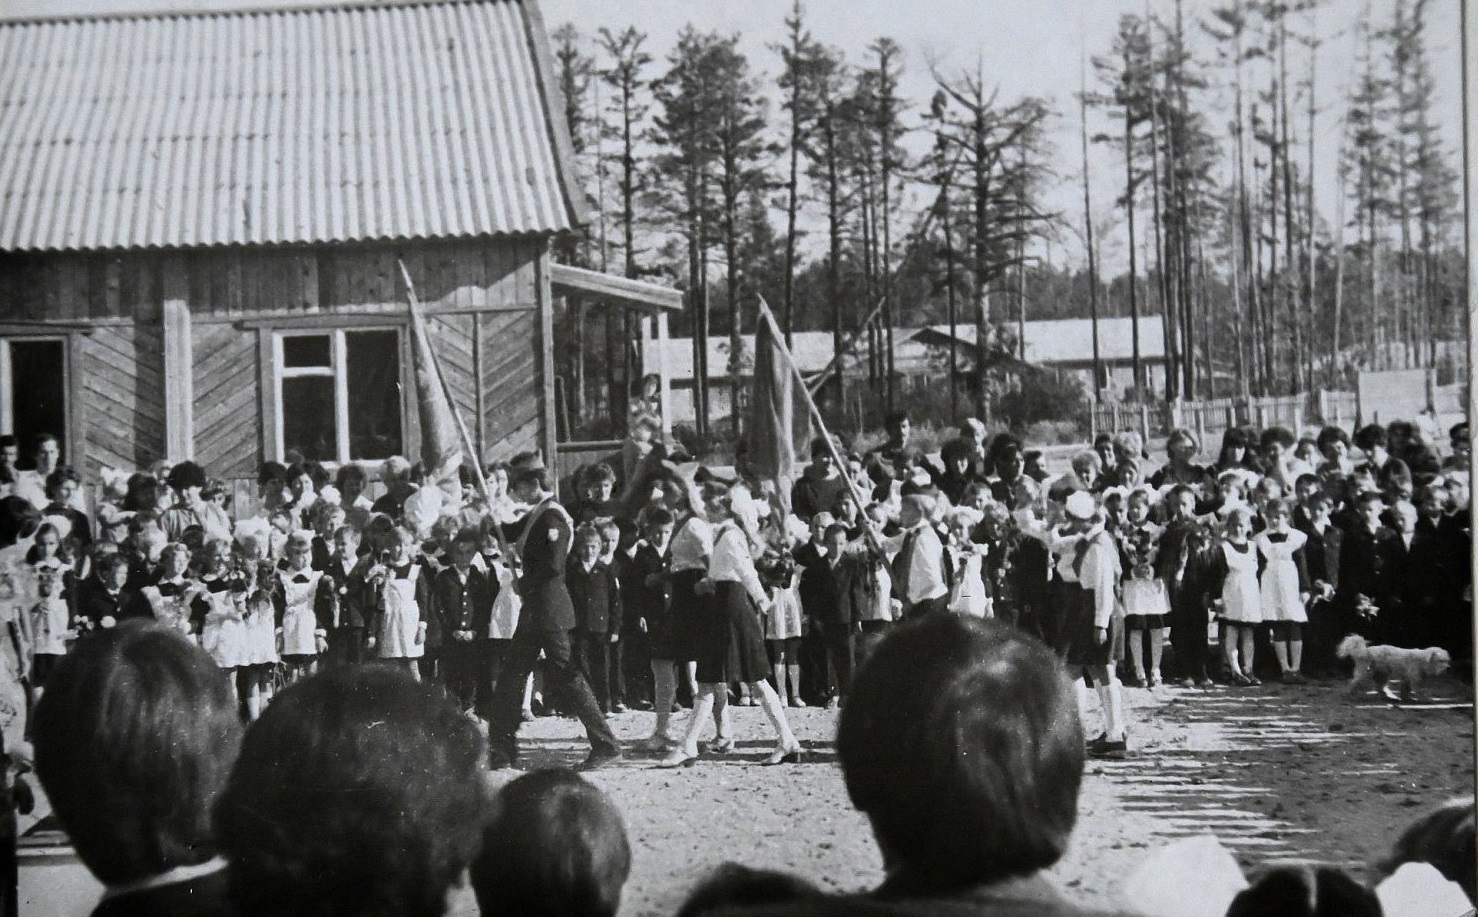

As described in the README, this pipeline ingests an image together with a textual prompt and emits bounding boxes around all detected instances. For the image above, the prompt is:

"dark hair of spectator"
[1215,427,1253,470]
[510,465,554,494]
[1260,426,1296,450]
[940,438,973,467]
[0,496,42,548]
[810,436,833,460]
[1355,490,1386,509]
[336,462,368,489]
[32,432,58,451]
[884,410,909,430]
[1375,796,1475,902]
[1295,473,1320,492]
[1225,865,1381,917]
[673,864,822,917]
[991,439,1023,474]
[0,435,16,450]
[122,472,162,513]
[823,523,850,543]
[1353,423,1387,453]
[583,462,617,487]
[165,460,207,492]
[1093,432,1113,448]
[1380,457,1413,490]
[32,620,242,886]
[837,616,1083,890]
[1316,425,1352,452]
[1450,422,1469,442]
[643,507,675,529]
[471,768,631,917]
[256,461,289,487]
[43,465,81,498]
[216,665,487,917]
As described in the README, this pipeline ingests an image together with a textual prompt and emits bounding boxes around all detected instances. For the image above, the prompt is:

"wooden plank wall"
[192,323,261,478]
[0,237,547,476]
[479,309,540,464]
[78,324,166,476]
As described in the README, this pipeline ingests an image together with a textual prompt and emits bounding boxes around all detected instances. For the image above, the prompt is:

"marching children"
[760,523,805,709]
[1255,499,1311,683]
[275,531,331,684]
[1209,506,1263,686]
[432,526,494,716]
[367,524,431,680]
[567,525,622,715]
[1119,486,1170,687]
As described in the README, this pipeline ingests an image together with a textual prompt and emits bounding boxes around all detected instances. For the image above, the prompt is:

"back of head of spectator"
[471,768,631,917]
[675,864,821,917]
[1375,795,1475,904]
[1225,865,1381,917]
[32,620,242,889]
[1354,423,1388,457]
[216,665,487,917]
[837,615,1083,893]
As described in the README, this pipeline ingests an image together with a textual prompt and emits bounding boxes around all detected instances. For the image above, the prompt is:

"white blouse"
[669,514,713,573]
[708,523,767,607]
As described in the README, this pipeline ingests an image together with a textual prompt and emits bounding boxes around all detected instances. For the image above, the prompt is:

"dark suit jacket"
[321,556,371,629]
[76,580,143,630]
[511,499,577,632]
[621,542,669,629]
[567,561,622,635]
[795,541,848,625]
[431,566,494,639]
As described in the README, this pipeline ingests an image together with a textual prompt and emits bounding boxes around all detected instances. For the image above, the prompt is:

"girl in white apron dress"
[141,544,199,643]
[1255,498,1310,683]
[371,527,426,680]
[278,532,326,683]
[1213,507,1262,686]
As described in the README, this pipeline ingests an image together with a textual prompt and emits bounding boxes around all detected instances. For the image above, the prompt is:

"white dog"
[1336,634,1451,701]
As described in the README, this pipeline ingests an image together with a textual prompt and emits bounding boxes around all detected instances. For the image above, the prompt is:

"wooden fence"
[1091,383,1469,447]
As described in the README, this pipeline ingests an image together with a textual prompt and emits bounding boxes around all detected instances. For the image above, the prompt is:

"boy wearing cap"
[1052,490,1128,758]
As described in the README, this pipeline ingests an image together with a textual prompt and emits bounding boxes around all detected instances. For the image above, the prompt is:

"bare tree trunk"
[1080,83,1103,402]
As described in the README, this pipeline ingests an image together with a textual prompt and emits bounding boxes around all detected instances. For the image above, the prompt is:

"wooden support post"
[162,258,193,461]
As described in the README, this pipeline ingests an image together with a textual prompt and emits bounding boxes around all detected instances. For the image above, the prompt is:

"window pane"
[282,335,331,369]
[345,330,401,460]
[282,376,337,462]
[9,340,67,469]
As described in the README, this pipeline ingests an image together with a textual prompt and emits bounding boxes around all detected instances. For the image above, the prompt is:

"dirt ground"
[469,672,1475,917]
[18,669,1474,917]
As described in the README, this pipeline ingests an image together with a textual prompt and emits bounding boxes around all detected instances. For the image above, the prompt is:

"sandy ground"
[18,669,1474,917]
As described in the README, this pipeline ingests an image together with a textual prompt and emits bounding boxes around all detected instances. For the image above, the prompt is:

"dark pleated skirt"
[668,569,707,663]
[694,581,772,684]
[1059,581,1124,668]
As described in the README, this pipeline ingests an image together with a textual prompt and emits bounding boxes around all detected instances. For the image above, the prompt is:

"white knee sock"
[753,679,798,748]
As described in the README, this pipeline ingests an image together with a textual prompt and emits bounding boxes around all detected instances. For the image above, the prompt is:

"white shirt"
[884,524,949,604]
[709,523,767,606]
[670,515,713,573]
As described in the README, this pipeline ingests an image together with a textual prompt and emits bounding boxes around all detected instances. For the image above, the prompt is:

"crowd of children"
[0,410,1467,763]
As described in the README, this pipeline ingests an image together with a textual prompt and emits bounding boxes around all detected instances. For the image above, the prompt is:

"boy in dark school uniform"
[567,525,623,715]
[432,527,496,716]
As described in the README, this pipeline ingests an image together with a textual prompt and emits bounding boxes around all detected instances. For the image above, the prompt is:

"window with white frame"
[275,329,402,463]
[0,337,69,465]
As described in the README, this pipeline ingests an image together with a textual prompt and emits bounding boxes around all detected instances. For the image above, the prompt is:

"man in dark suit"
[485,466,622,771]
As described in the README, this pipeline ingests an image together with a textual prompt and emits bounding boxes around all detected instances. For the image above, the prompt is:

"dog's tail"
[1335,634,1368,660]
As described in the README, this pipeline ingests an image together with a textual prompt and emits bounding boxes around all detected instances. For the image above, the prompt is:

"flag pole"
[757,295,883,555]
[399,260,513,557]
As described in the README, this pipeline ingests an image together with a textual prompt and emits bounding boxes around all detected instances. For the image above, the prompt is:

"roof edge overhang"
[550,263,683,314]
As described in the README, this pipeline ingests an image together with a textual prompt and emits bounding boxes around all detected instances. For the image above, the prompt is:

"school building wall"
[0,237,552,506]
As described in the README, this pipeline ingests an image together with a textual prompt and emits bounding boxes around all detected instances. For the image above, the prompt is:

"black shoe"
[1087,736,1128,758]
[487,748,520,771]
[1085,731,1106,750]
[577,747,624,772]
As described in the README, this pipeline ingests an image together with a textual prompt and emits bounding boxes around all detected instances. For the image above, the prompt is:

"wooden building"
[0,0,678,507]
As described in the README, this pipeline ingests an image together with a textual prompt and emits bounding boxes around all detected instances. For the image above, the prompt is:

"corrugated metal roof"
[0,0,584,251]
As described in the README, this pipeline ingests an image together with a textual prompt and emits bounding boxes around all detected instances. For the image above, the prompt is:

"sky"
[3,0,1466,273]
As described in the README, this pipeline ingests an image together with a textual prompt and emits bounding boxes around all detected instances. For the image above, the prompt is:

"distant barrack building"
[645,317,1169,425]
[0,0,679,510]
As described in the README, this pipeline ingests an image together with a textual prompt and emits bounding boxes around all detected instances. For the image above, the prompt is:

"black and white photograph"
[0,0,1473,915]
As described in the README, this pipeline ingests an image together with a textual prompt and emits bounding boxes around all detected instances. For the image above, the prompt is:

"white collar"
[102,857,227,901]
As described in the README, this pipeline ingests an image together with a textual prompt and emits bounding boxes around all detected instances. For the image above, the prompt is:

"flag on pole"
[749,300,812,514]
[403,271,463,490]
